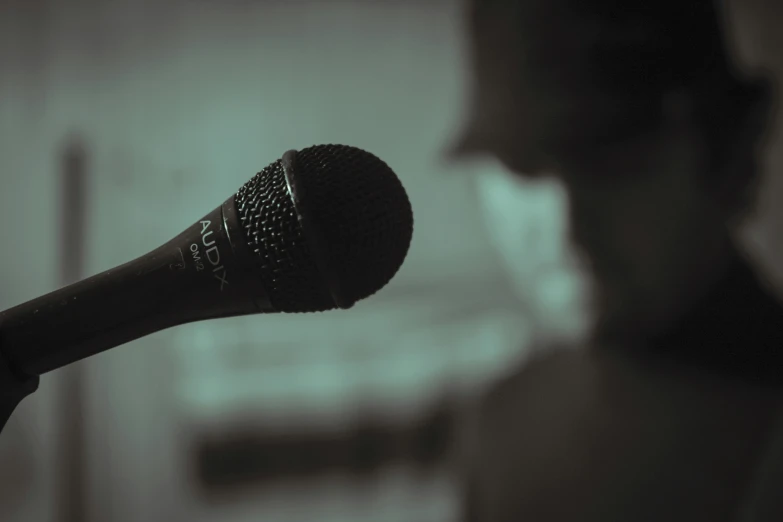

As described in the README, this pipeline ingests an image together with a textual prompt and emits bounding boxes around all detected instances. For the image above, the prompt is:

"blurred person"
[450,0,783,520]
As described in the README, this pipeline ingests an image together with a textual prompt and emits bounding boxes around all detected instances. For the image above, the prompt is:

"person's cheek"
[474,168,592,341]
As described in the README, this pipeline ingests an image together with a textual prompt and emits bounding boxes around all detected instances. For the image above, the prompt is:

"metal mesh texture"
[234,145,413,312]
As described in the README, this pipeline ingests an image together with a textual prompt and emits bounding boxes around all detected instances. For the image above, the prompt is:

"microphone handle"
[0,197,270,377]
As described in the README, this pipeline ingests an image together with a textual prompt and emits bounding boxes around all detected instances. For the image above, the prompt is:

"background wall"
[0,1,781,522]
[0,2,526,522]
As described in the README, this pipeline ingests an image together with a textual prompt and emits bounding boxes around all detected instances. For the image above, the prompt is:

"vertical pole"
[58,135,88,522]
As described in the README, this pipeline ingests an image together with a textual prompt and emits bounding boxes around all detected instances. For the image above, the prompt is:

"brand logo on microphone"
[190,220,229,291]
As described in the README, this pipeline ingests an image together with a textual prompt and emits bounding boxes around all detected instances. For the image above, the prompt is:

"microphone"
[0,145,414,377]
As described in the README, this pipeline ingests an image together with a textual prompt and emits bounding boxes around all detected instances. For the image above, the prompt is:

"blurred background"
[1,1,782,521]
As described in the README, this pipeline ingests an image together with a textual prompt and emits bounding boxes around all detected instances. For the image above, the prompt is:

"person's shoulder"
[462,344,783,520]
[478,343,779,427]
[468,345,602,463]
[477,345,593,421]
[470,339,783,475]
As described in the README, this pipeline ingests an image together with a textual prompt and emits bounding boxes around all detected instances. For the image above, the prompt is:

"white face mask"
[473,165,593,343]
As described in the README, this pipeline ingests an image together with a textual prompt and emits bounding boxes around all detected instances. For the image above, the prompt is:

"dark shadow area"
[193,401,456,492]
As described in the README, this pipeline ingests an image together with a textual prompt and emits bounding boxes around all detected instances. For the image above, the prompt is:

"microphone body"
[0,144,414,381]
[0,197,269,377]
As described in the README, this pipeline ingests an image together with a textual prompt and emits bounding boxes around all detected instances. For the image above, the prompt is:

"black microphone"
[0,145,414,377]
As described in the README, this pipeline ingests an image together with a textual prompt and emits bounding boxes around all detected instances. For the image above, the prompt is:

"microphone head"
[234,144,414,313]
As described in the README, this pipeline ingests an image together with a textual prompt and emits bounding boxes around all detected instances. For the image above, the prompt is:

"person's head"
[452,0,777,342]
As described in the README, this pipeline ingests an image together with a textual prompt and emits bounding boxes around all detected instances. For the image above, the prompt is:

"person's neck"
[678,227,737,313]
[592,228,738,347]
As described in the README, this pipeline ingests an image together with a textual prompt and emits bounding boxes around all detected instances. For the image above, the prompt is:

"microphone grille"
[294,145,413,308]
[234,145,413,313]
[235,159,336,313]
